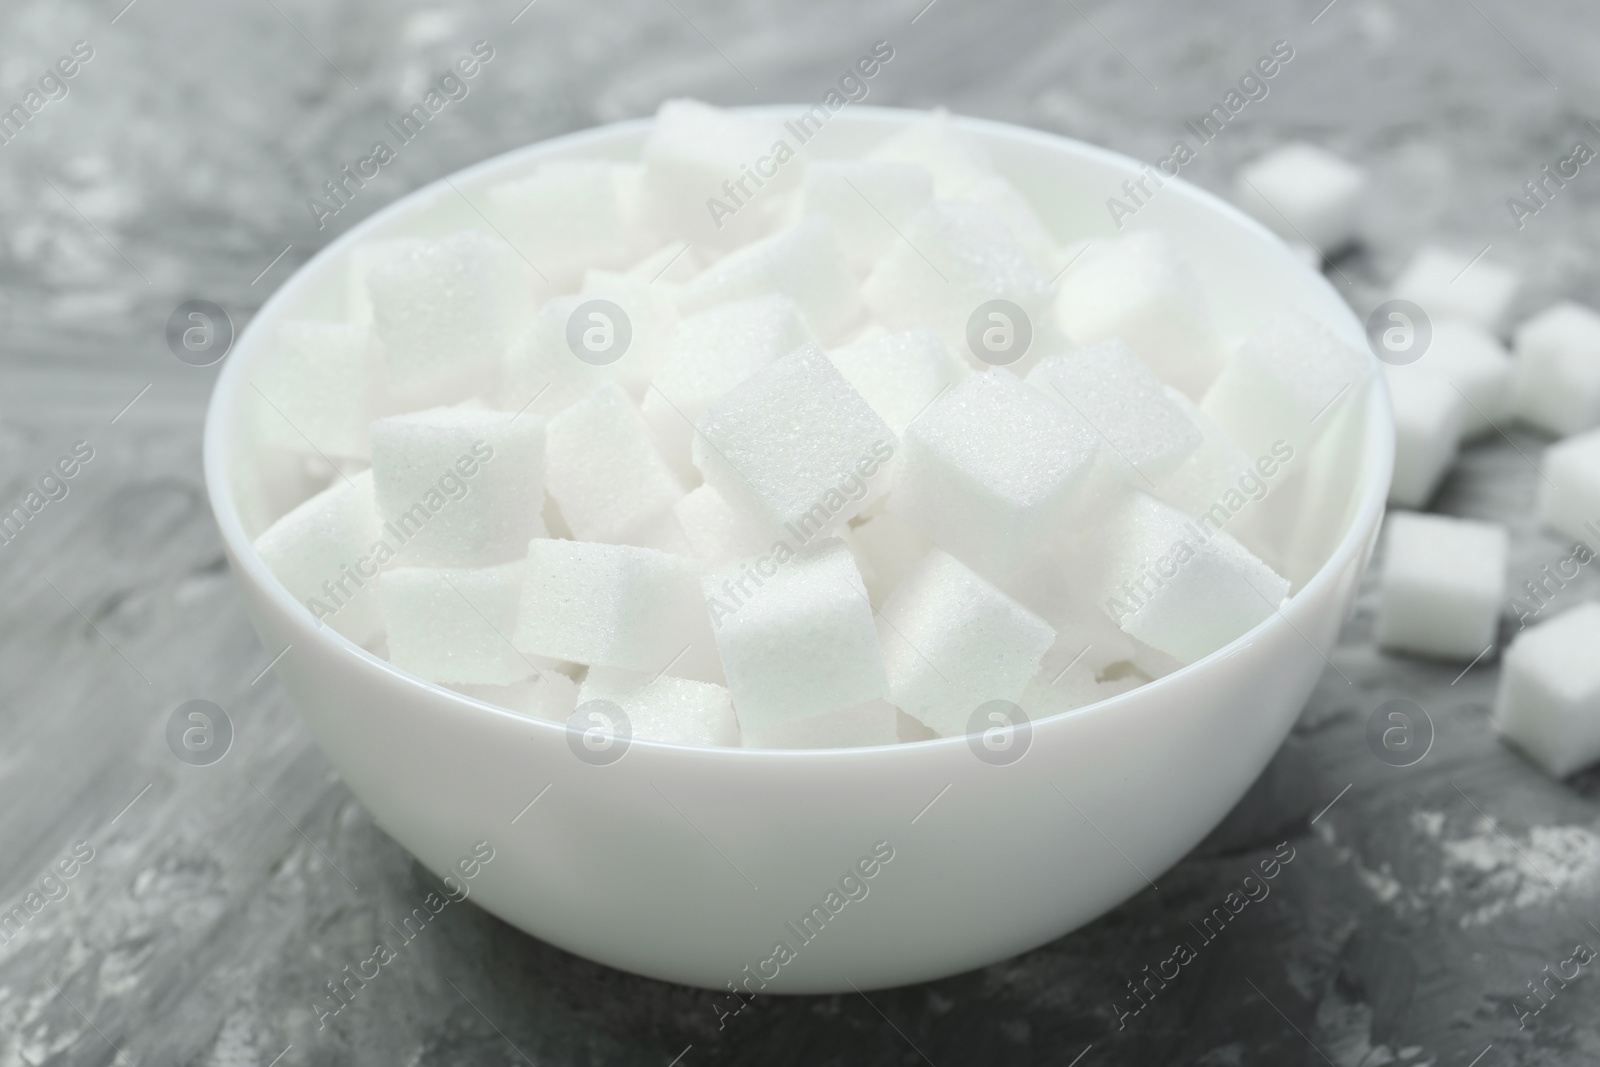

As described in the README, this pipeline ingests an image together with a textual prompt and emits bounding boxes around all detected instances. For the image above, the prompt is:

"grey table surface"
[4,0,1600,1063]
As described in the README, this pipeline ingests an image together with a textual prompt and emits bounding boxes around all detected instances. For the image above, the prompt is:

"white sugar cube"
[999,548,1136,674]
[579,668,740,747]
[1148,388,1257,520]
[1056,230,1225,399]
[370,405,545,567]
[801,161,935,271]
[826,328,969,436]
[1028,340,1204,484]
[639,99,799,251]
[346,238,425,326]
[867,108,994,197]
[703,537,887,730]
[545,384,685,545]
[1391,246,1519,334]
[514,539,709,673]
[486,160,633,288]
[453,673,579,723]
[1201,308,1372,457]
[367,231,535,405]
[254,471,383,645]
[1067,489,1290,664]
[693,343,896,538]
[641,295,815,479]
[741,698,899,749]
[677,216,864,341]
[1537,429,1600,545]
[501,295,613,419]
[888,369,1097,577]
[381,561,536,685]
[672,483,780,563]
[1512,302,1600,436]
[861,200,1058,363]
[627,241,704,285]
[1384,368,1467,509]
[962,175,1058,268]
[1375,511,1507,661]
[1493,603,1600,778]
[1389,319,1513,438]
[578,268,681,394]
[846,505,933,607]
[1234,143,1366,252]
[877,549,1055,737]
[253,321,375,460]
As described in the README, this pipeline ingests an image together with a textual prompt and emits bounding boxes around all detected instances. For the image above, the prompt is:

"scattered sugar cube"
[867,108,994,197]
[693,343,896,538]
[703,537,887,730]
[801,161,935,271]
[1512,302,1600,436]
[1056,230,1224,399]
[1233,143,1366,252]
[1067,489,1290,664]
[742,698,899,749]
[514,539,709,673]
[486,160,633,288]
[1389,319,1513,438]
[877,549,1056,737]
[672,483,780,563]
[453,673,579,723]
[1384,368,1467,509]
[888,369,1097,577]
[677,216,865,341]
[641,295,815,479]
[1537,429,1600,544]
[846,505,933,607]
[370,405,545,567]
[579,668,740,747]
[346,238,425,326]
[252,321,375,460]
[1391,246,1519,334]
[1493,603,1600,778]
[826,328,970,436]
[545,384,685,545]
[1028,340,1204,484]
[1375,511,1507,660]
[381,561,536,685]
[254,471,384,645]
[366,230,535,405]
[862,200,1058,362]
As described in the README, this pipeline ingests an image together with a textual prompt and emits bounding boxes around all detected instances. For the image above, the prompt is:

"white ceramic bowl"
[204,107,1393,993]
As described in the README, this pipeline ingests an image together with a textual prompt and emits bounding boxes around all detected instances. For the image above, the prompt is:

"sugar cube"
[998,548,1136,674]
[887,369,1097,577]
[693,343,896,538]
[877,549,1056,737]
[677,216,865,342]
[381,561,538,685]
[1233,143,1366,252]
[545,384,685,545]
[1375,511,1507,660]
[867,108,994,197]
[962,175,1059,268]
[861,200,1058,362]
[1493,603,1600,778]
[252,321,375,460]
[826,328,970,436]
[501,295,614,419]
[1066,489,1290,664]
[579,668,740,747]
[703,537,888,730]
[453,673,579,723]
[741,699,899,749]
[628,241,704,285]
[1512,302,1600,436]
[345,238,425,326]
[1391,246,1519,334]
[801,161,935,271]
[846,505,933,607]
[1148,388,1256,519]
[1383,368,1467,509]
[486,160,633,288]
[369,405,544,567]
[578,268,681,393]
[1537,429,1600,545]
[254,471,384,645]
[1203,308,1373,459]
[514,539,710,673]
[366,230,535,405]
[1388,319,1512,438]
[672,483,781,563]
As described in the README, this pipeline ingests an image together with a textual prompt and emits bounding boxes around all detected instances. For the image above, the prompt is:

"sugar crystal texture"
[1233,143,1366,252]
[545,383,685,545]
[693,343,895,537]
[826,328,970,436]
[801,161,935,271]
[1390,246,1519,334]
[1538,429,1600,545]
[877,548,1056,737]
[369,404,545,567]
[486,160,633,288]
[381,561,536,685]
[1375,511,1507,661]
[1493,603,1600,778]
[253,320,375,460]
[672,483,780,563]
[254,471,383,645]
[703,538,888,730]
[579,668,740,747]
[741,698,900,749]
[846,505,934,607]
[1383,367,1467,509]
[887,369,1097,577]
[1512,302,1600,436]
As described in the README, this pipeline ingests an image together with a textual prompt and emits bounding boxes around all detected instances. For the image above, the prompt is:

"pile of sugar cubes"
[250,103,1379,750]
[1235,144,1600,779]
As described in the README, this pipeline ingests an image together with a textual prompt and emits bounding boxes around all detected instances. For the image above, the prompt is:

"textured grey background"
[3,0,1600,1064]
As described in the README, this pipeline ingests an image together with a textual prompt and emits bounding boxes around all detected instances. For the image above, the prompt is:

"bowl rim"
[203,103,1395,761]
